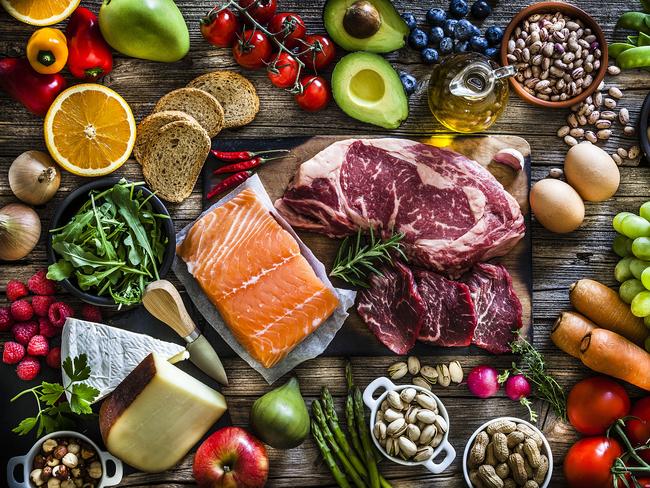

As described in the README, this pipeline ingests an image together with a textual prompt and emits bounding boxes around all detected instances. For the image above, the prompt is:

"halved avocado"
[324,0,409,53]
[331,52,408,129]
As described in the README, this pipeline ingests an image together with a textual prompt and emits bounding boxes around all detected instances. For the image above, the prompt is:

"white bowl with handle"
[363,376,456,474]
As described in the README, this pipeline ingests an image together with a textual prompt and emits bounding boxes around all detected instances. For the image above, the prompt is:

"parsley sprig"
[11,354,99,436]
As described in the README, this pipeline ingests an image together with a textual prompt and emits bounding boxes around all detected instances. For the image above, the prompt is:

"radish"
[467,365,500,399]
[504,374,532,401]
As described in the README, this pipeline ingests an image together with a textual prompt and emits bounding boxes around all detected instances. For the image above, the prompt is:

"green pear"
[99,0,190,63]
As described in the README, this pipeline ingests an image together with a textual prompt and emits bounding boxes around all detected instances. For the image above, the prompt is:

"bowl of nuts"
[7,431,123,488]
[362,377,456,473]
[500,2,608,109]
[463,417,553,488]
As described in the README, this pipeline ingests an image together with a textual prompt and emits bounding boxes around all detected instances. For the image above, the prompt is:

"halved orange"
[44,84,136,177]
[0,0,80,26]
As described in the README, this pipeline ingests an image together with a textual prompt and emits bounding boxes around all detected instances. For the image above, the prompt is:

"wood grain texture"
[1,0,649,486]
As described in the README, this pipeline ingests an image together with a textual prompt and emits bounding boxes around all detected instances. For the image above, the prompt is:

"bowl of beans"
[500,2,608,109]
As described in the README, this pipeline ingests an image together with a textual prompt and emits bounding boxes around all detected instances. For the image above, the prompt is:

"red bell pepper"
[0,58,66,116]
[65,7,113,81]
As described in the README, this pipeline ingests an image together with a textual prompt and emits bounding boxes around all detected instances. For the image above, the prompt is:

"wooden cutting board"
[200,135,532,356]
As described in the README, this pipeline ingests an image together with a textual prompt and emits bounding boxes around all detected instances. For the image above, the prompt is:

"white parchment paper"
[173,174,356,384]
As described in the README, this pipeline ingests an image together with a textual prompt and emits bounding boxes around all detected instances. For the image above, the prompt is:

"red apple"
[193,427,269,488]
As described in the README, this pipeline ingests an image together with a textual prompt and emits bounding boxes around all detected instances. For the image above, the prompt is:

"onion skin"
[9,150,60,206]
[0,203,41,261]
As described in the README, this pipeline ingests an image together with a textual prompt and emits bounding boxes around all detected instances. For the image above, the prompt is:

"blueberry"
[426,8,447,27]
[439,37,454,54]
[449,0,469,19]
[469,35,489,52]
[470,0,492,20]
[401,12,418,31]
[485,26,504,46]
[408,28,429,50]
[399,72,418,96]
[443,19,458,37]
[429,26,445,45]
[454,19,474,41]
[470,23,481,37]
[484,47,499,59]
[454,40,470,53]
[421,48,440,64]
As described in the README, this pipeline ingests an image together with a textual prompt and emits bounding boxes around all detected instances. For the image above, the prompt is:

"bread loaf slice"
[154,88,224,138]
[134,111,195,164]
[187,71,259,128]
[142,120,211,203]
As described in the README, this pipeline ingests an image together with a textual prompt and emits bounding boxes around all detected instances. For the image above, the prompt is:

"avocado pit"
[343,1,382,39]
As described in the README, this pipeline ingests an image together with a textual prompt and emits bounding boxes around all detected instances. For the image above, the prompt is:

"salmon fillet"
[177,188,339,368]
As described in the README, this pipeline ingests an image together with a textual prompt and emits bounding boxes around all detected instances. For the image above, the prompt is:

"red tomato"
[267,12,306,47]
[626,397,650,461]
[635,478,650,488]
[238,0,277,24]
[295,76,330,112]
[233,30,273,69]
[568,377,630,435]
[200,8,240,48]
[267,52,299,89]
[300,34,336,71]
[564,436,623,488]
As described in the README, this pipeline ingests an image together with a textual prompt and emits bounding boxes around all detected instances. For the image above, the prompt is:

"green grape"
[633,237,650,260]
[621,215,650,239]
[613,233,633,257]
[616,257,635,282]
[613,212,636,233]
[642,267,650,290]
[640,202,650,222]
[631,291,650,317]
[620,279,646,304]
[630,258,650,279]
[645,315,650,329]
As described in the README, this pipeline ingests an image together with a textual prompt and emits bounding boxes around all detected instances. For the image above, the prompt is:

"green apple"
[99,0,190,62]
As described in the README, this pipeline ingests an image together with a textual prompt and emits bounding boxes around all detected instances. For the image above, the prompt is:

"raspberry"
[38,317,60,338]
[81,304,103,323]
[32,295,55,317]
[27,335,49,356]
[12,321,38,345]
[45,347,61,369]
[2,341,25,364]
[28,270,57,296]
[0,306,13,331]
[10,300,34,321]
[16,356,40,381]
[48,302,74,328]
[6,280,28,302]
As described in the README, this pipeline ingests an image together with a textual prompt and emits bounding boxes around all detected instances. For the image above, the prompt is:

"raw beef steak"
[276,138,525,277]
[414,269,478,347]
[357,261,425,354]
[464,263,523,354]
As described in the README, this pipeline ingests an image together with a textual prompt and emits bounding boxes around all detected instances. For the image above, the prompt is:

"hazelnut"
[88,461,102,479]
[52,464,69,480]
[42,466,53,481]
[42,439,58,454]
[80,448,95,460]
[46,456,60,467]
[66,443,80,455]
[30,468,45,486]
[62,453,78,469]
[53,446,68,460]
[70,468,81,479]
[34,454,47,469]
[60,481,76,488]
[47,479,61,488]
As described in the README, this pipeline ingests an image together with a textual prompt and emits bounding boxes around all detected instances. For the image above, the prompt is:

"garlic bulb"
[0,204,41,261]
[9,150,60,205]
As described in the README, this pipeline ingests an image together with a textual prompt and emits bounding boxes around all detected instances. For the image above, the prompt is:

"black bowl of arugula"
[46,178,175,310]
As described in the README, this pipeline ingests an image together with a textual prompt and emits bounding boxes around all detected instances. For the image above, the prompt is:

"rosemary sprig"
[330,228,406,288]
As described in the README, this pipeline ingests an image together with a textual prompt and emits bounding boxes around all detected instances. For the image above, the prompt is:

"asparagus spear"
[346,362,382,464]
[322,387,367,473]
[354,387,380,488]
[312,420,352,488]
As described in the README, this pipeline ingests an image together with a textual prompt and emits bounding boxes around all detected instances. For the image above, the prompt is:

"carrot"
[570,278,648,346]
[580,328,650,391]
[551,311,596,358]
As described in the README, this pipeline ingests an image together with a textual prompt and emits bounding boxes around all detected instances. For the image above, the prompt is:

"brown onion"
[9,150,60,205]
[0,204,41,261]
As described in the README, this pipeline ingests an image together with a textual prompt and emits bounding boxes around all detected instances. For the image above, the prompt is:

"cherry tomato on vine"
[626,397,650,462]
[300,34,336,71]
[564,436,623,488]
[200,8,240,48]
[267,12,306,48]
[238,0,277,25]
[233,30,273,69]
[267,52,300,89]
[567,377,630,435]
[295,75,330,112]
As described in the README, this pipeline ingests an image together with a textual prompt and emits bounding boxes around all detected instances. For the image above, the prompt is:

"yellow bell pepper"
[26,28,68,75]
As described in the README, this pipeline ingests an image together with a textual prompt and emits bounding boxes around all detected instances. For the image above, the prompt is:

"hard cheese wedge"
[99,352,227,472]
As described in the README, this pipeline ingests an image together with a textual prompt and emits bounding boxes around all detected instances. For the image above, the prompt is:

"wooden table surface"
[2,0,650,486]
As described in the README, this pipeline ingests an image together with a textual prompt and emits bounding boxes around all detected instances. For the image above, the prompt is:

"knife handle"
[143,280,198,339]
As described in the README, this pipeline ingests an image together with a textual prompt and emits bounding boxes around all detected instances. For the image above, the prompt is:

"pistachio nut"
[436,364,451,387]
[415,393,437,411]
[375,409,384,423]
[387,391,404,411]
[400,387,417,404]
[435,415,449,433]
[406,423,421,442]
[449,361,463,384]
[412,377,432,390]
[413,446,434,462]
[374,421,387,441]
[383,408,403,423]
[416,409,437,424]
[431,429,445,447]
[420,365,438,385]
[386,437,399,457]
[407,356,421,376]
[387,418,407,437]
[405,406,419,424]
[387,361,408,380]
[380,400,389,412]
[419,424,437,445]
[398,436,418,458]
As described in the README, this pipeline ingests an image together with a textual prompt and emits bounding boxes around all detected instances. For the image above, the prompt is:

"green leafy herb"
[11,354,99,436]
[47,179,170,306]
[330,228,406,288]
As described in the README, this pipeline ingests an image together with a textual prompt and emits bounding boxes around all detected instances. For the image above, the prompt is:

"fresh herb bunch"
[11,354,99,436]
[330,228,406,288]
[47,179,170,306]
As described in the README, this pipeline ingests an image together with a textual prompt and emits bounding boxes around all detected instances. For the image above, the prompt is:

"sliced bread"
[141,120,211,203]
[133,110,195,164]
[187,71,259,129]
[153,87,224,138]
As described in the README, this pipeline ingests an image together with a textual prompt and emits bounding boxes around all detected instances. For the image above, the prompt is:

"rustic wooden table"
[2,0,649,486]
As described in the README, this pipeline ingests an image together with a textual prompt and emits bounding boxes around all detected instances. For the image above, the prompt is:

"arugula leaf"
[46,259,74,281]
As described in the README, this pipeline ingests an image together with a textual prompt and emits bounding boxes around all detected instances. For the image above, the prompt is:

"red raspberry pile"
[1,270,103,381]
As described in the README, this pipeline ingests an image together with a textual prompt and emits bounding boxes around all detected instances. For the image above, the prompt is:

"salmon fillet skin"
[177,188,339,368]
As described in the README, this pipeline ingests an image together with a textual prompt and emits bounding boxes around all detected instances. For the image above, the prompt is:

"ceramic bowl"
[462,417,553,487]
[500,1,608,109]
[7,430,123,488]
[640,91,650,163]
[46,177,175,310]
[362,377,456,474]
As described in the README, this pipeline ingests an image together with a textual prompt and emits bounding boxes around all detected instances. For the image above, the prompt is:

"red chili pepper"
[0,58,66,116]
[207,171,254,199]
[210,148,289,161]
[212,154,287,174]
[65,7,113,81]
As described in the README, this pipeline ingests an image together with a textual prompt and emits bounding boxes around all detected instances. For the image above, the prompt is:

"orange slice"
[0,0,80,26]
[44,84,136,177]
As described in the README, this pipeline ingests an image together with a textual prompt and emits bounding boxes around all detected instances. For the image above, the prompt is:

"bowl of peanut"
[463,417,553,488]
